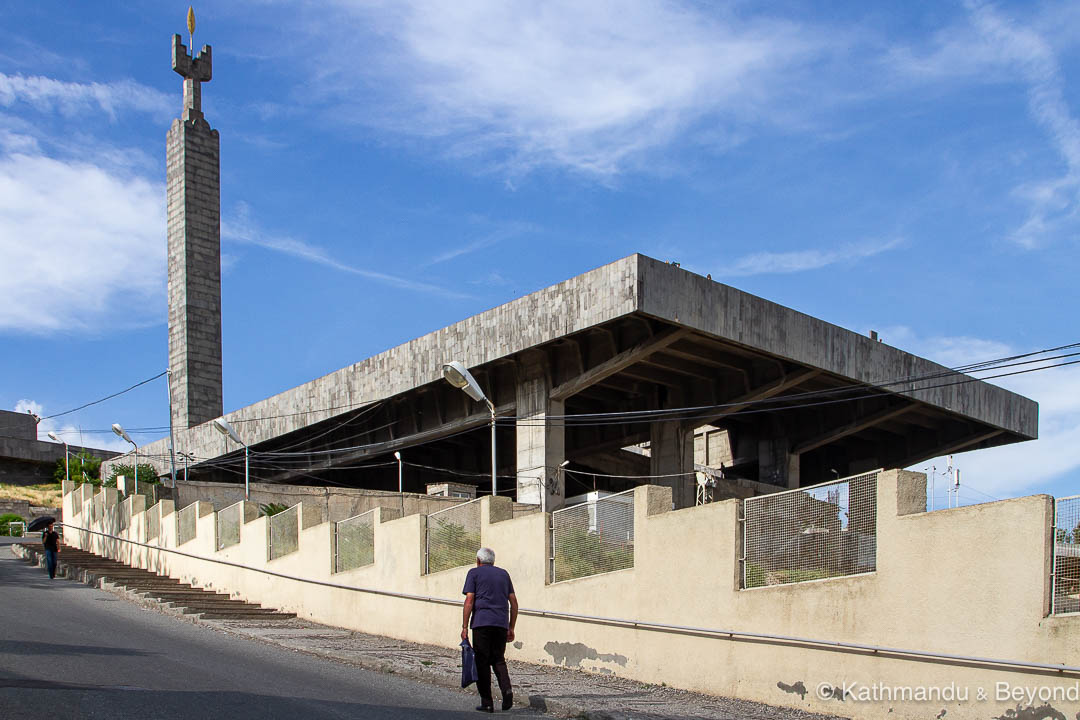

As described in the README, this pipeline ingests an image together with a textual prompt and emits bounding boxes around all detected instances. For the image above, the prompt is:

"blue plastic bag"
[461,639,478,688]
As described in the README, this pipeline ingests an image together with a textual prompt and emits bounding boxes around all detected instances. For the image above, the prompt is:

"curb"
[11,543,603,719]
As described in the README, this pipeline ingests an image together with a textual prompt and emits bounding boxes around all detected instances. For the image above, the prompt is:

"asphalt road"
[0,537,511,719]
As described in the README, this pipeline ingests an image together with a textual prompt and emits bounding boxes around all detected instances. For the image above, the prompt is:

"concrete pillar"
[649,421,694,509]
[758,437,800,489]
[515,353,565,511]
[167,35,223,429]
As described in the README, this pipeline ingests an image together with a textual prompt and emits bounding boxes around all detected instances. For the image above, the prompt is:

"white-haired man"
[462,547,518,713]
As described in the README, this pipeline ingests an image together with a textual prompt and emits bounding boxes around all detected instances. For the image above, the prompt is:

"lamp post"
[213,417,249,500]
[441,360,496,496]
[166,368,177,488]
[48,431,69,484]
[111,424,138,495]
[394,451,404,514]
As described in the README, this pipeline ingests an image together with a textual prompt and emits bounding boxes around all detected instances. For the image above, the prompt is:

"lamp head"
[212,417,244,445]
[393,451,402,461]
[111,423,134,445]
[441,361,487,403]
[48,431,61,443]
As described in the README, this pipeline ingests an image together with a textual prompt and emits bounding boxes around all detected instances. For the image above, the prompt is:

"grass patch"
[0,483,64,507]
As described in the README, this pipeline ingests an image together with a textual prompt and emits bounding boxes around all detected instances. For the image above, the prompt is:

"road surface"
[0,537,519,718]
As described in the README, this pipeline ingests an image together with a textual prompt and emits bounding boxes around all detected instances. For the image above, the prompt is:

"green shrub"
[259,503,290,517]
[0,513,25,537]
[54,451,103,484]
[744,562,766,588]
[427,521,480,574]
[553,526,634,582]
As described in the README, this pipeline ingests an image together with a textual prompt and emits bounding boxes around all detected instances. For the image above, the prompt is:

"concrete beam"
[550,327,690,401]
[689,369,820,428]
[792,403,916,456]
[896,429,1005,469]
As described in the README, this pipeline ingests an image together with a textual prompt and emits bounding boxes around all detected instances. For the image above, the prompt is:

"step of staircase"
[16,542,296,621]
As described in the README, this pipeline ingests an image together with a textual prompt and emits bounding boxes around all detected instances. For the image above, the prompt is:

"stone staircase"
[16,542,296,621]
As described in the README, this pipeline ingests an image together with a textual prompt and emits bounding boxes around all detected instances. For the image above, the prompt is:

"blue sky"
[1,1,1077,505]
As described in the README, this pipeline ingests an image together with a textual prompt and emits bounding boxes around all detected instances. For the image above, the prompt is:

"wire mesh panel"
[177,503,198,546]
[145,503,160,542]
[426,499,482,574]
[743,471,878,589]
[216,502,242,551]
[334,510,376,573]
[118,497,132,532]
[551,490,635,583]
[268,505,299,560]
[1053,495,1080,614]
[92,492,104,524]
[71,485,83,518]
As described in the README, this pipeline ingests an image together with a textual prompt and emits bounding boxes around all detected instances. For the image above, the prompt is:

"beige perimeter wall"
[61,471,1080,719]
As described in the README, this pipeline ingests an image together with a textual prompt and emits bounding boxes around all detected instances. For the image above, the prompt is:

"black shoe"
[501,692,513,711]
[475,705,493,713]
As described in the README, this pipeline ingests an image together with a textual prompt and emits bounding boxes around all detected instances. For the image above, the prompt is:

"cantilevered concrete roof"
[118,254,1036,492]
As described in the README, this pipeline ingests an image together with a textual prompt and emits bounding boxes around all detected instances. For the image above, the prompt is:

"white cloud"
[0,72,171,120]
[889,2,1080,249]
[0,152,165,333]
[427,219,537,265]
[13,399,131,453]
[222,204,469,298]
[719,237,902,277]
[301,1,826,176]
[887,327,1080,498]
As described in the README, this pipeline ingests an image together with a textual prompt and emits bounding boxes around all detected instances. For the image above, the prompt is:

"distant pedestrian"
[462,547,518,713]
[42,520,61,579]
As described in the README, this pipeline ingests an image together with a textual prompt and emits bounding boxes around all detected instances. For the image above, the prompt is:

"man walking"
[42,520,61,579]
[462,547,518,713]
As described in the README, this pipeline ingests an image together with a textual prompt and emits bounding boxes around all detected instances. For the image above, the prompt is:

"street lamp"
[394,451,404,514]
[48,431,69,484]
[442,360,496,496]
[112,423,138,495]
[212,417,249,500]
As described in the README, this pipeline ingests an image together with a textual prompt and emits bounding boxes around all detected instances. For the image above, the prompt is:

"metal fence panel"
[216,503,242,551]
[177,504,198,546]
[145,503,160,542]
[119,497,132,532]
[1053,495,1080,614]
[334,510,376,573]
[269,505,300,560]
[743,471,878,589]
[72,486,83,518]
[92,492,104,523]
[551,490,635,583]
[426,499,482,574]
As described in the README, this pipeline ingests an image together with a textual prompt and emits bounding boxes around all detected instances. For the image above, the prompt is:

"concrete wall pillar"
[515,353,565,511]
[649,421,694,509]
[758,437,800,489]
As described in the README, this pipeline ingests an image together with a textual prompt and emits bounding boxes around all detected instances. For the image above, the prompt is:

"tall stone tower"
[167,34,223,429]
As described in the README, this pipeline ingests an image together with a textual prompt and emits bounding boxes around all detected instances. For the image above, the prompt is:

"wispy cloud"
[0,152,165,334]
[223,204,469,298]
[427,219,537,265]
[292,1,828,177]
[720,237,902,277]
[0,72,171,120]
[887,327,1080,498]
[888,2,1080,250]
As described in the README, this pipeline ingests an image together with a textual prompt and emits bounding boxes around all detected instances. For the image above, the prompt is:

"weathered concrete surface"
[110,254,1037,487]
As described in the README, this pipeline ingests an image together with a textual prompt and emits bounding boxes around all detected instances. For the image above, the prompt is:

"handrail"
[48,522,1080,676]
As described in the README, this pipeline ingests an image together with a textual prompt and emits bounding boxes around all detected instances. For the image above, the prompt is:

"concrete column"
[649,421,694,509]
[167,36,223,429]
[515,353,565,511]
[758,437,800,489]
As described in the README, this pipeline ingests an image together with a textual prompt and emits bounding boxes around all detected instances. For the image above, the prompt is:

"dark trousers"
[472,626,511,704]
[45,550,58,579]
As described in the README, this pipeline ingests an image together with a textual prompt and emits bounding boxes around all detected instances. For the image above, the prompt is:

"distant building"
[0,409,119,486]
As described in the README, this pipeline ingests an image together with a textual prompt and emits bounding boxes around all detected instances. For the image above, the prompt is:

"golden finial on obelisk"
[187,6,196,49]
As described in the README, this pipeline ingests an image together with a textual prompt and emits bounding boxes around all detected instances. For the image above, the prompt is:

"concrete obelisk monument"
[167,15,223,430]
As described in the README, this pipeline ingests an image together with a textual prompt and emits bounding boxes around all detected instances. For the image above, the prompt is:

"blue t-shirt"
[463,564,515,629]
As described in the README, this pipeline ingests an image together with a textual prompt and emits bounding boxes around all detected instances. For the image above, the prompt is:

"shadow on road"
[0,640,157,658]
